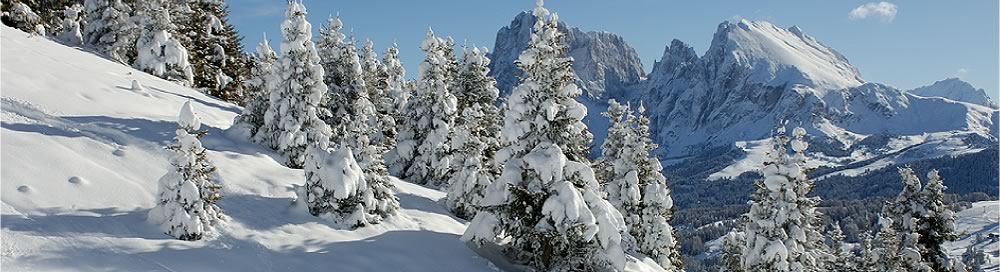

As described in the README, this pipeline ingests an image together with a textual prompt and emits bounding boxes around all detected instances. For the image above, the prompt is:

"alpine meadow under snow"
[2,0,998,271]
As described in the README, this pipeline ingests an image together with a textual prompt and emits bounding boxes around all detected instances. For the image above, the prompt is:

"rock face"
[909,78,997,108]
[489,11,645,99]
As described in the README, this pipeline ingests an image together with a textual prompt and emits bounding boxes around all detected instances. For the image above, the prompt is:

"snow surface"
[0,26,495,271]
[946,201,1000,272]
[0,26,667,272]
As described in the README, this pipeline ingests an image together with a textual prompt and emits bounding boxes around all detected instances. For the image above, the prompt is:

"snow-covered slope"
[910,78,998,108]
[947,201,1000,272]
[0,26,497,271]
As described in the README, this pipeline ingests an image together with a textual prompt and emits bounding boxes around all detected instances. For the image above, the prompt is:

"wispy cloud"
[955,68,969,78]
[848,2,898,22]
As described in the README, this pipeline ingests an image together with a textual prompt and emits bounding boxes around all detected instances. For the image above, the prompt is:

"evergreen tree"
[297,144,369,227]
[886,167,933,272]
[255,1,331,168]
[873,216,905,272]
[462,2,626,271]
[387,30,457,187]
[600,101,682,270]
[720,230,746,272]
[233,37,276,138]
[857,231,879,272]
[186,0,248,102]
[445,46,501,220]
[360,38,397,153]
[82,0,136,63]
[594,99,629,186]
[295,142,396,228]
[148,101,224,241]
[742,126,825,272]
[383,43,409,118]
[961,244,985,272]
[58,4,83,46]
[827,222,857,271]
[917,170,960,272]
[133,0,193,86]
[3,1,44,34]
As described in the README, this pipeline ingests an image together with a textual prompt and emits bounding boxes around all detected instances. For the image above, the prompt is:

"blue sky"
[228,0,998,100]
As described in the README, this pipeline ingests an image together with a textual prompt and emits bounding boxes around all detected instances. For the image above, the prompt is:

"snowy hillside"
[910,78,998,108]
[0,26,499,271]
[947,201,1000,271]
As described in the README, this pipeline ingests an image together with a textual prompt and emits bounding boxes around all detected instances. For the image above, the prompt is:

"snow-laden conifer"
[148,101,224,240]
[742,126,825,272]
[256,1,331,168]
[134,1,193,86]
[59,4,83,46]
[720,230,746,272]
[600,101,682,270]
[83,0,136,63]
[360,39,397,152]
[387,30,457,187]
[186,0,247,102]
[917,169,961,272]
[233,37,277,139]
[462,1,627,270]
[383,43,409,117]
[885,167,933,272]
[445,46,501,219]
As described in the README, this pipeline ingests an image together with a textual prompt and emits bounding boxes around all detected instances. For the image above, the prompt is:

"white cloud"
[955,68,969,78]
[849,2,898,22]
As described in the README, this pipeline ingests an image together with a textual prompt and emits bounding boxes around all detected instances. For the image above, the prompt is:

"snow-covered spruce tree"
[82,0,136,63]
[387,30,457,187]
[315,16,365,139]
[872,216,905,272]
[149,101,224,241]
[885,167,933,272]
[742,126,825,272]
[4,1,44,35]
[917,170,961,272]
[233,37,277,139]
[360,39,397,152]
[383,43,409,118]
[462,1,626,271]
[720,230,746,272]
[295,141,397,228]
[256,1,331,168]
[186,0,249,102]
[133,0,193,86]
[445,46,502,220]
[857,231,879,272]
[297,144,369,227]
[962,244,986,272]
[594,99,630,186]
[58,4,83,46]
[827,222,857,272]
[600,101,682,270]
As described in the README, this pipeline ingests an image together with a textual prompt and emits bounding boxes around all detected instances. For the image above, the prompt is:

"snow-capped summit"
[702,20,864,91]
[909,78,997,108]
[635,19,996,165]
[489,11,645,100]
